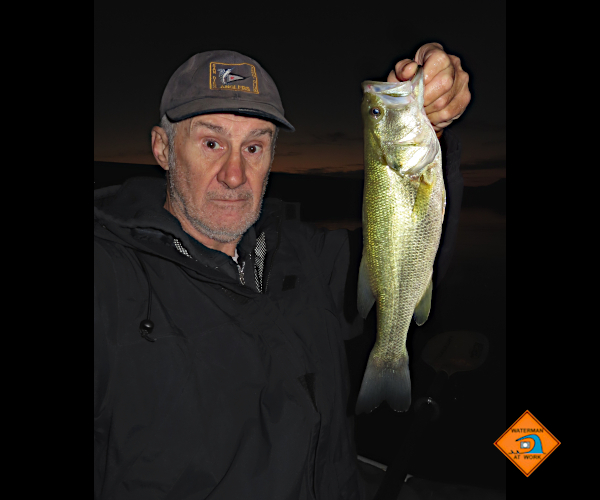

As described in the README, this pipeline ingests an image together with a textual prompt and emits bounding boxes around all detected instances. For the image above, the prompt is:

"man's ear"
[151,126,170,171]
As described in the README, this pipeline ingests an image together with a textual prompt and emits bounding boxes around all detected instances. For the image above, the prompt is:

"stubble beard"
[167,150,269,244]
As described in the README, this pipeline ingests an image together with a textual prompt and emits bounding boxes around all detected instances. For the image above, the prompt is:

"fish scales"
[356,67,445,414]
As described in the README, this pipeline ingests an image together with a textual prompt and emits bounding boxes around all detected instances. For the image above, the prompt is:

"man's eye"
[246,145,262,154]
[205,140,220,149]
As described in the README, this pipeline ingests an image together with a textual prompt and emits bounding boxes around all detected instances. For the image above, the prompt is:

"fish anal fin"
[357,255,376,319]
[413,277,433,326]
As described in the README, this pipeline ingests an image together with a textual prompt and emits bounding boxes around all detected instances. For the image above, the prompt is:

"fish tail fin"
[355,353,411,414]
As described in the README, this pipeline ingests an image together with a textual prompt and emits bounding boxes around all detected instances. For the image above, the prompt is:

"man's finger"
[422,65,455,109]
[422,51,453,89]
[424,89,454,115]
[426,87,471,128]
[432,121,453,133]
[414,43,447,84]
[387,59,418,83]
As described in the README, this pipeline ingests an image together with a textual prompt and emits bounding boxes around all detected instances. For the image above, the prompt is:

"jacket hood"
[94,176,178,233]
[94,176,284,291]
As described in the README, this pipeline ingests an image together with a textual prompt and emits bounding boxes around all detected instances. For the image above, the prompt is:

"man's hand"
[388,43,471,137]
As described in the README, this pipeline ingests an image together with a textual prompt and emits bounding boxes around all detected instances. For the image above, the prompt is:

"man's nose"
[217,149,247,189]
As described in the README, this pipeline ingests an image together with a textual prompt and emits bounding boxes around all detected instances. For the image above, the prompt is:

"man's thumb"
[414,42,444,65]
[389,59,418,82]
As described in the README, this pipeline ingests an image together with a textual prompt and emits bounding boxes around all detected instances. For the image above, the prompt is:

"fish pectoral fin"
[413,277,433,326]
[357,256,376,319]
[412,176,434,218]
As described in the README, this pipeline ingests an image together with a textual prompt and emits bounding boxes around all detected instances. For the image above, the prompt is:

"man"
[94,44,470,499]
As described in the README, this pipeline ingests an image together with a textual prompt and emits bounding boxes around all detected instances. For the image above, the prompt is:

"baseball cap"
[160,50,294,131]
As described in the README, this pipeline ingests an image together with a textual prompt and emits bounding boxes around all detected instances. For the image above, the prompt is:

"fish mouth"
[362,67,424,107]
[362,80,412,96]
[363,84,412,107]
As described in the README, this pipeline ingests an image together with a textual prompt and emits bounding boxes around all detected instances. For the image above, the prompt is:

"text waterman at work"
[94,43,471,499]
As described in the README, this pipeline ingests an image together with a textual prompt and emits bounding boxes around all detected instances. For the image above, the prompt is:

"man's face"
[166,113,276,244]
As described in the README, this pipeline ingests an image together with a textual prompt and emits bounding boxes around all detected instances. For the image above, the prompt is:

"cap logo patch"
[210,62,259,94]
[218,68,245,84]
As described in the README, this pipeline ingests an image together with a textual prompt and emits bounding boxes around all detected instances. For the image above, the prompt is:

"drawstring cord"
[133,233,266,342]
[133,250,156,342]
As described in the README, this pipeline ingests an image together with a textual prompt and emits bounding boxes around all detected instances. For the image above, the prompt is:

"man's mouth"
[210,198,251,209]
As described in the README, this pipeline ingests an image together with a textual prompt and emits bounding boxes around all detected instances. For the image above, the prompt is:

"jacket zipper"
[263,212,282,294]
[236,260,246,285]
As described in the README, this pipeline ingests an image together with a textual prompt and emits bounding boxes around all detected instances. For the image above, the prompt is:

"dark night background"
[95,1,513,497]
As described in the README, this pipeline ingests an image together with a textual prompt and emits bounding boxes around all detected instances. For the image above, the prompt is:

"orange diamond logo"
[494,410,560,476]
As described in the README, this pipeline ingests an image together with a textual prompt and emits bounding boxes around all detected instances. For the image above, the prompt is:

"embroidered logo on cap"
[210,62,259,94]
[218,68,245,84]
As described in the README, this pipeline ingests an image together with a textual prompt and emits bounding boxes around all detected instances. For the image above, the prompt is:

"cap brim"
[165,97,295,132]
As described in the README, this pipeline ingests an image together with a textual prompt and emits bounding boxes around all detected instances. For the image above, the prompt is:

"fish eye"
[370,107,382,118]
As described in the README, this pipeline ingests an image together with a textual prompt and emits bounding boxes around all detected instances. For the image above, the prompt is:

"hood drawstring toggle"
[139,319,156,342]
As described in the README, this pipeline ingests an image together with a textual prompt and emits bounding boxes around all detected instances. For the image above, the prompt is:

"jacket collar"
[94,176,283,282]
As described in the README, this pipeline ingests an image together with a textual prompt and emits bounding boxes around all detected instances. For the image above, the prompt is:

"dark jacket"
[94,131,463,500]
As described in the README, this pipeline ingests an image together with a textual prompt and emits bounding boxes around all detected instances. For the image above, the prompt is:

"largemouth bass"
[356,66,445,414]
